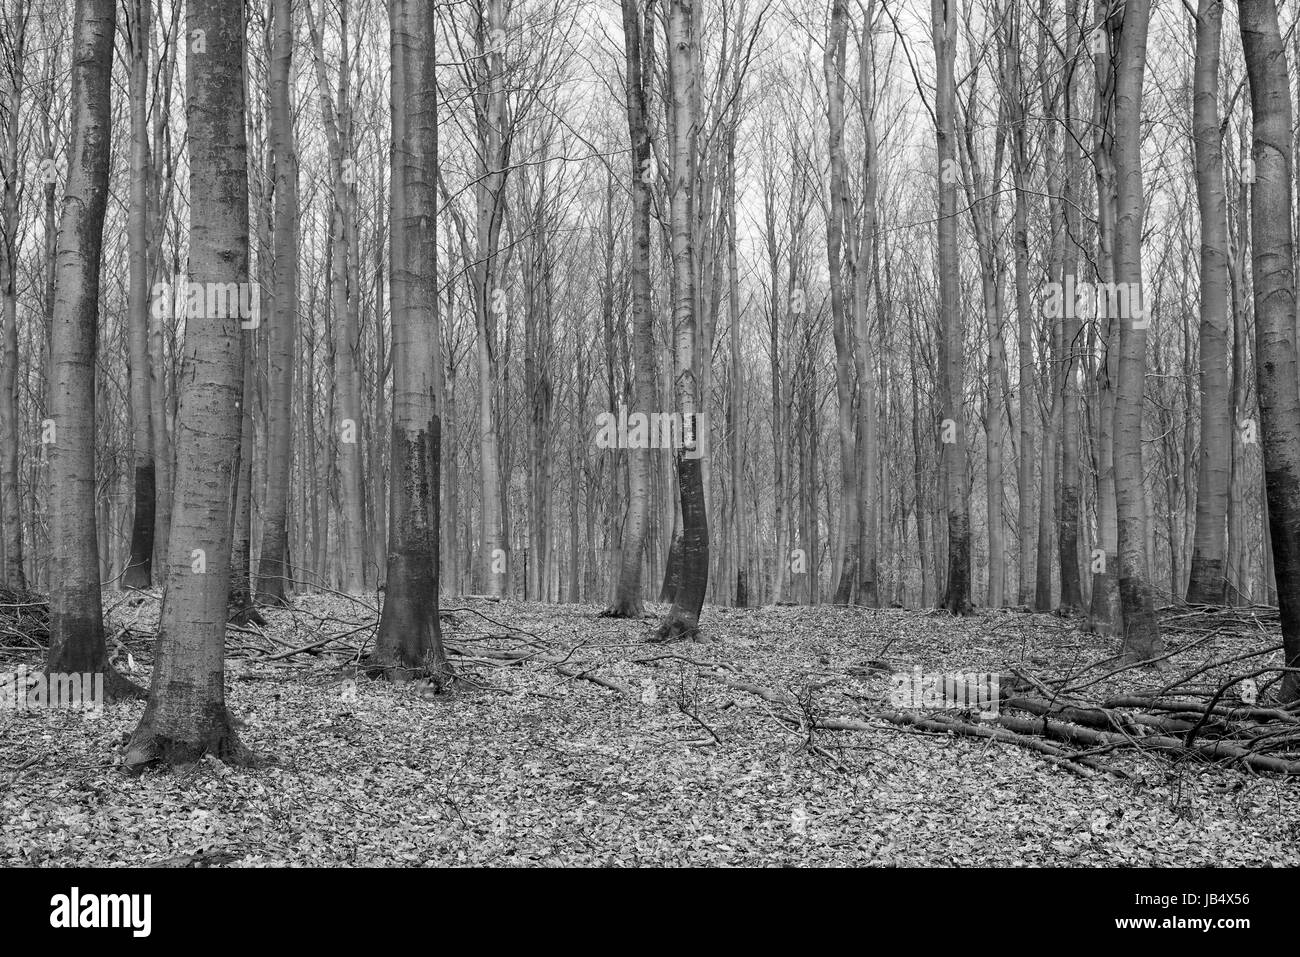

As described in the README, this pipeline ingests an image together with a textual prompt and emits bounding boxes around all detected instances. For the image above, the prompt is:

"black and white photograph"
[0,0,1291,931]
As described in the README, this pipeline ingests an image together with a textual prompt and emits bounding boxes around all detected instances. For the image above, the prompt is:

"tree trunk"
[1238,0,1300,701]
[257,0,297,605]
[45,0,140,700]
[127,0,252,765]
[655,0,708,640]
[933,0,971,614]
[1056,0,1083,612]
[121,0,155,589]
[0,0,29,592]
[853,11,880,608]
[825,0,857,604]
[1088,0,1122,635]
[1111,0,1162,661]
[368,0,451,687]
[1186,0,1231,605]
[474,0,507,598]
[605,0,657,618]
[307,0,365,593]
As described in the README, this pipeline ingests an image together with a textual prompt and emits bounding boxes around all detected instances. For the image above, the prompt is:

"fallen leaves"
[1,594,1299,865]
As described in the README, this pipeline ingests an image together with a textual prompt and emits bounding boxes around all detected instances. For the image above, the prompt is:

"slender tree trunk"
[1088,0,1122,635]
[1187,0,1231,605]
[0,0,28,592]
[1007,1,1034,607]
[933,0,971,613]
[121,0,154,589]
[1056,0,1083,611]
[605,0,657,618]
[45,0,140,699]
[307,0,364,593]
[854,11,879,608]
[257,0,297,604]
[474,0,507,598]
[825,0,857,604]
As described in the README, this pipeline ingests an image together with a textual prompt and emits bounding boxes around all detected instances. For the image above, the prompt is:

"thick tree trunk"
[1186,0,1231,605]
[127,0,252,765]
[656,0,709,640]
[45,0,140,700]
[368,0,451,686]
[1238,0,1300,701]
[605,0,657,618]
[1111,0,1162,662]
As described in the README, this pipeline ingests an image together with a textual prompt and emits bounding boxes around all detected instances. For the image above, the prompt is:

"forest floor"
[2,591,1299,866]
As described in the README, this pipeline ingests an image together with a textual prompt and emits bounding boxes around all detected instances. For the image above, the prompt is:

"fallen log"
[1101,695,1300,725]
[866,712,1114,778]
[994,713,1300,775]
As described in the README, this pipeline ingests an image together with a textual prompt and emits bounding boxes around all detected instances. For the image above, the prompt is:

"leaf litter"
[2,593,1298,866]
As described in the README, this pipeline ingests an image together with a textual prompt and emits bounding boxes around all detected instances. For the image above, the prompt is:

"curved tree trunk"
[1088,0,1122,635]
[46,0,140,701]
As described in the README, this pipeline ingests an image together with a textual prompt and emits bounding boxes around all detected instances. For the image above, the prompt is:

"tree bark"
[1186,0,1231,605]
[368,0,451,686]
[605,0,657,618]
[933,0,971,614]
[121,0,154,589]
[1238,0,1300,700]
[1111,0,1162,661]
[656,0,709,640]
[257,0,297,605]
[127,0,252,764]
[45,0,140,700]
[0,0,29,592]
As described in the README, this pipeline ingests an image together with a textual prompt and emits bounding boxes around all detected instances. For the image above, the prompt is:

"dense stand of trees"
[3,0,1300,763]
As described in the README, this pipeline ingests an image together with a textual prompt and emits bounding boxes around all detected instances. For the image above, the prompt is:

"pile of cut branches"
[874,685,1300,777]
[0,589,49,660]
